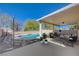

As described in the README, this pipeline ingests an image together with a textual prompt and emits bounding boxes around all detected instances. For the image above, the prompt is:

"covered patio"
[37,3,79,47]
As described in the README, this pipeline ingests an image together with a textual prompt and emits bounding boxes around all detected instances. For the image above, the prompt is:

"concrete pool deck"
[0,42,79,56]
[1,39,79,56]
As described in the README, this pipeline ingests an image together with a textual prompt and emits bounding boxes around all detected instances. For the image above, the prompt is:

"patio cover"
[37,4,79,25]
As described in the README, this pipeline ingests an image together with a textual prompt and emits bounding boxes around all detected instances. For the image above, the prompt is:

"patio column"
[39,22,42,37]
[53,24,54,31]
[76,22,79,39]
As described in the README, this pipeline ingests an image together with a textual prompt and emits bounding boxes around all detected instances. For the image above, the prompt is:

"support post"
[53,24,54,31]
[39,22,42,37]
[76,22,79,39]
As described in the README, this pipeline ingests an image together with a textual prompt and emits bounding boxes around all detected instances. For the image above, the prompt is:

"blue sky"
[0,3,70,24]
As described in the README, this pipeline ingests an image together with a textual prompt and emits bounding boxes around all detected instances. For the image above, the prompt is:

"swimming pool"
[15,34,40,40]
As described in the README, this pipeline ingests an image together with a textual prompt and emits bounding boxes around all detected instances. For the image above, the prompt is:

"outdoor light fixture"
[62,22,64,24]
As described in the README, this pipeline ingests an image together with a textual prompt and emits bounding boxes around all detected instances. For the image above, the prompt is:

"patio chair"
[40,33,48,44]
[53,32,60,38]
[68,34,78,47]
[42,33,47,39]
[49,33,54,38]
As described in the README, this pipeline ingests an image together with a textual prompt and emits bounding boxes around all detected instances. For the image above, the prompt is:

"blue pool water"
[16,34,40,40]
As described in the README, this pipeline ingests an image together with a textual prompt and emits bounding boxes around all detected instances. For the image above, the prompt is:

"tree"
[0,13,21,31]
[24,20,39,31]
[10,19,21,31]
[0,13,13,28]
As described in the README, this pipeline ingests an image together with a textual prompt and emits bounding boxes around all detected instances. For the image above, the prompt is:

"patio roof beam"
[40,20,60,26]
